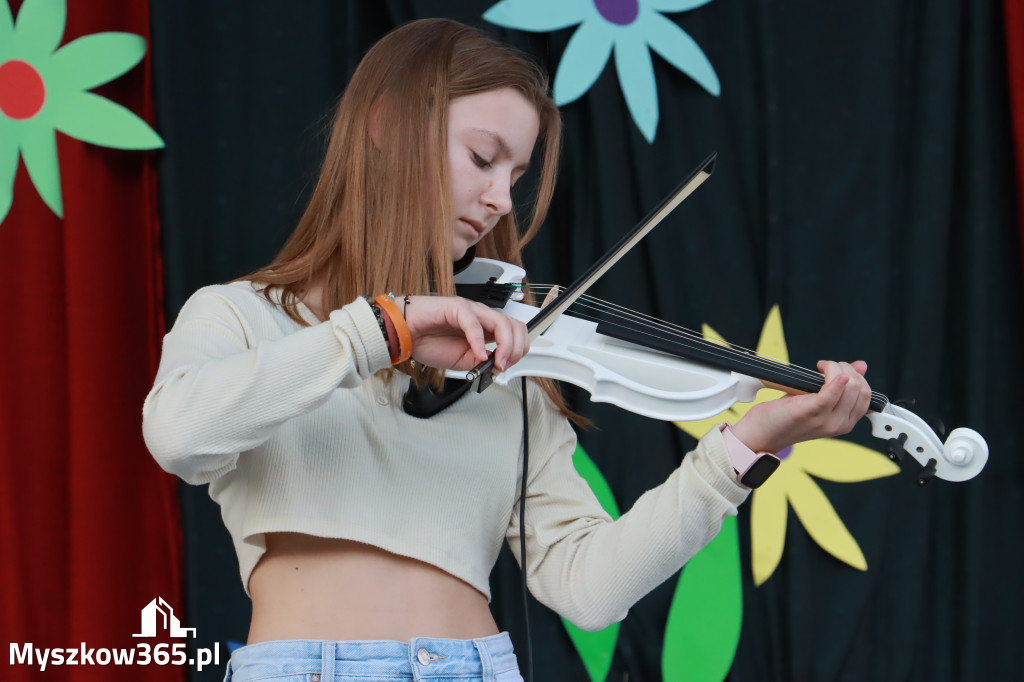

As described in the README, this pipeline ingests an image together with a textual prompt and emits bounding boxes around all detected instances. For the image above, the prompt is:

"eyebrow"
[470,128,530,171]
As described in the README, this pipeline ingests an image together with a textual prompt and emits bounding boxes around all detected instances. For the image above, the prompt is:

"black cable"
[519,376,532,682]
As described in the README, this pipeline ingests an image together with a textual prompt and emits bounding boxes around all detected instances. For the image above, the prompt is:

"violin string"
[520,281,824,381]
[571,302,826,390]
[570,296,889,403]
[519,282,822,384]
[577,296,826,385]
[517,282,814,379]
[573,292,889,403]
[516,283,888,403]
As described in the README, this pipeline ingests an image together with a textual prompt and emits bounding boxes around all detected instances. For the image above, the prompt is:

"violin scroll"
[866,404,987,482]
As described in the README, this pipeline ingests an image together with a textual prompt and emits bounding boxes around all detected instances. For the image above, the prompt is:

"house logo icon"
[133,597,196,638]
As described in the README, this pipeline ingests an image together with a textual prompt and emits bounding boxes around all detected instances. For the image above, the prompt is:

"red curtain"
[1007,0,1024,272]
[0,2,184,680]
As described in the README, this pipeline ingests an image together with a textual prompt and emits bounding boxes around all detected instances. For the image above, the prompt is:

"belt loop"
[320,641,336,680]
[474,637,494,681]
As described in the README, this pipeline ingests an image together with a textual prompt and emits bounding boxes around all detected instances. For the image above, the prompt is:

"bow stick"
[468,152,717,392]
[402,152,716,418]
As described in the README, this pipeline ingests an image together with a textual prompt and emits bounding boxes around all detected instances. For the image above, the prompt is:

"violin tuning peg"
[893,397,916,410]
[885,436,907,464]
[925,416,946,439]
[916,458,937,486]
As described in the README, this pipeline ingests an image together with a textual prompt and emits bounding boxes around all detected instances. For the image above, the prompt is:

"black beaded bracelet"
[366,298,390,346]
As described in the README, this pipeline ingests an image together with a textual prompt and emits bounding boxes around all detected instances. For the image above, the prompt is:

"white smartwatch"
[719,423,781,489]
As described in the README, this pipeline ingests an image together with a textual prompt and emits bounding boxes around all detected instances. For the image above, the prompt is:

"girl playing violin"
[142,18,872,682]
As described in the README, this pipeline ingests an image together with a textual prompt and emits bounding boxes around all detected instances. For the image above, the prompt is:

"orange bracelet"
[374,294,411,364]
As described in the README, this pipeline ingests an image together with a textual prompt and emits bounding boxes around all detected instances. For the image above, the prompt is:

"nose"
[482,176,513,217]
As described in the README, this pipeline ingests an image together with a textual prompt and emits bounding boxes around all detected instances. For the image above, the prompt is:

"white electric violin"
[404,154,989,485]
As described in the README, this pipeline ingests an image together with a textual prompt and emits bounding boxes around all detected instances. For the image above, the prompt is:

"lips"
[460,218,485,237]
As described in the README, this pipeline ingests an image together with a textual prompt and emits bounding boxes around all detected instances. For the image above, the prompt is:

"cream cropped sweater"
[142,281,750,631]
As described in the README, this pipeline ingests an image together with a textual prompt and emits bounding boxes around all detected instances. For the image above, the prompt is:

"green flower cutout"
[676,306,900,586]
[0,0,163,224]
[564,443,621,682]
[569,446,742,681]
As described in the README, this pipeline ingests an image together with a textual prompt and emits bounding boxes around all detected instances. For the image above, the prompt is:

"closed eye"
[471,152,492,169]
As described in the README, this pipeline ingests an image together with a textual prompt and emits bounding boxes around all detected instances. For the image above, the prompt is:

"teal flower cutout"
[484,0,720,142]
[0,0,163,224]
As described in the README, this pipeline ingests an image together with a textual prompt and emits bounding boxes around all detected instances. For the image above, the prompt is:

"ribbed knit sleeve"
[142,283,392,485]
[506,387,751,632]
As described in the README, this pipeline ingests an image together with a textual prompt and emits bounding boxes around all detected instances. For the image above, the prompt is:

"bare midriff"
[246,533,500,644]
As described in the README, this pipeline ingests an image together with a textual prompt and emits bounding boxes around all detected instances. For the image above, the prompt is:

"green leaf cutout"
[662,515,742,681]
[563,444,621,682]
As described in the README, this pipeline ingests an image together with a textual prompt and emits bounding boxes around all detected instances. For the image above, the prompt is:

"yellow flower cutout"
[675,305,900,586]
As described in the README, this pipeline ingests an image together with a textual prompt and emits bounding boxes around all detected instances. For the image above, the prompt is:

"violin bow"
[402,152,716,418]
[467,152,718,392]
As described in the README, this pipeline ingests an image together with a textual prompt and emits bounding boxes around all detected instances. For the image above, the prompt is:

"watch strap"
[718,423,781,489]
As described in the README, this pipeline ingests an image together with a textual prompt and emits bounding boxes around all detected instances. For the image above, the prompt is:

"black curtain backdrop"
[149,1,1023,680]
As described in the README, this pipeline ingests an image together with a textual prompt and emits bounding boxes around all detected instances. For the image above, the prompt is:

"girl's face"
[447,88,540,260]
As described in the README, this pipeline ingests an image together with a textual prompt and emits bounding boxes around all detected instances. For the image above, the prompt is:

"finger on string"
[817,365,850,410]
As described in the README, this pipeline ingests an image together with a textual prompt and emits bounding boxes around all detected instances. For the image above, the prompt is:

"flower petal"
[701,322,729,347]
[571,443,621,518]
[53,91,163,149]
[20,121,62,217]
[12,0,66,61]
[49,32,147,92]
[787,469,868,571]
[562,443,619,682]
[756,304,788,365]
[663,516,742,680]
[564,620,618,682]
[0,117,18,224]
[0,2,14,56]
[750,474,789,586]
[553,21,616,106]
[613,32,659,141]
[644,11,720,96]
[649,0,715,12]
[793,439,901,483]
[482,0,589,32]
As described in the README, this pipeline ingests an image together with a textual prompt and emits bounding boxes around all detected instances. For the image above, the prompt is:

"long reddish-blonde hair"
[248,18,578,418]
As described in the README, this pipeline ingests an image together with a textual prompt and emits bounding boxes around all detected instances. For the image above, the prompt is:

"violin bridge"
[541,286,561,310]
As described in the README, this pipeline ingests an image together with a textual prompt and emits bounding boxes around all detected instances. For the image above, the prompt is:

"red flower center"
[0,60,46,120]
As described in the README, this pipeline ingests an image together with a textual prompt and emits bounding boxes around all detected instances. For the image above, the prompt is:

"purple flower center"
[594,0,639,26]
[777,445,793,461]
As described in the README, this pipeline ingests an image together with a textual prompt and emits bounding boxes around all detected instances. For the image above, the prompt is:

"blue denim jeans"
[223,633,524,682]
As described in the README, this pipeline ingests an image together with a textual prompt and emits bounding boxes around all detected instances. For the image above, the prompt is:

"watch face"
[740,455,781,489]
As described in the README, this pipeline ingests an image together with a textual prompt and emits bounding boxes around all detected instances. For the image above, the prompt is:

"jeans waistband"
[227,632,519,680]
